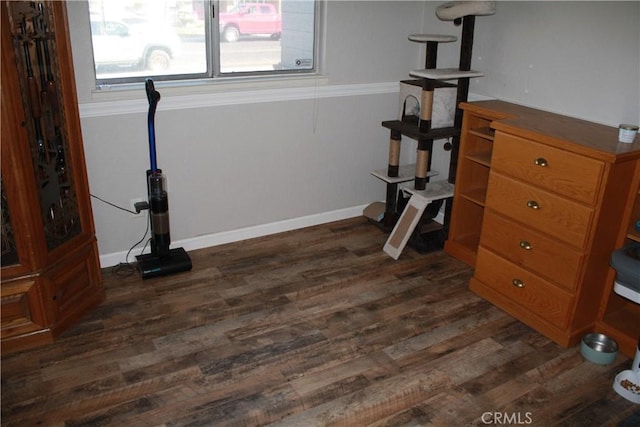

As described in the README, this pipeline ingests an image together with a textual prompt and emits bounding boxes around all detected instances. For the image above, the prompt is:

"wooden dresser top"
[461,100,640,163]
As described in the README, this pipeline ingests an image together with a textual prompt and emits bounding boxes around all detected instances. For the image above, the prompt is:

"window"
[87,0,318,85]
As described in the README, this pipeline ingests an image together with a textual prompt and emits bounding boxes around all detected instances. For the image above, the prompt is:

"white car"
[90,19,181,72]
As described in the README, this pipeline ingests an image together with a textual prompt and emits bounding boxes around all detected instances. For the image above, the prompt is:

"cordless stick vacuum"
[136,79,192,279]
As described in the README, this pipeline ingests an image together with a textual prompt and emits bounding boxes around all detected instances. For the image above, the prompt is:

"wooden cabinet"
[442,106,495,266]
[446,100,640,349]
[444,101,535,266]
[1,1,104,353]
[596,168,640,358]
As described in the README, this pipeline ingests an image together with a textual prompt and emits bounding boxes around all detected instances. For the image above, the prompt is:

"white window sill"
[79,76,399,118]
[91,73,329,100]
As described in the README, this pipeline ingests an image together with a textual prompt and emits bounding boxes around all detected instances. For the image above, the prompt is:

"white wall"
[68,1,429,265]
[66,1,640,266]
[471,1,639,125]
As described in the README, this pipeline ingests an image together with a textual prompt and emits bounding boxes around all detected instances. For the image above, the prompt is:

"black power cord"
[90,193,139,215]
[112,213,151,277]
[90,194,151,276]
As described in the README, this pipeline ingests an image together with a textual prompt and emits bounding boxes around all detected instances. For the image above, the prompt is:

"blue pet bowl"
[581,333,618,365]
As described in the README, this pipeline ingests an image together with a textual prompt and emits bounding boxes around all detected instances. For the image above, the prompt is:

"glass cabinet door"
[7,1,81,252]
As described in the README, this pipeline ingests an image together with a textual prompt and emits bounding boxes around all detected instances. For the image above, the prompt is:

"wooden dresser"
[446,100,640,348]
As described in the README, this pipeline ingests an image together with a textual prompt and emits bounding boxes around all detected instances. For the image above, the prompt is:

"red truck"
[219,3,281,42]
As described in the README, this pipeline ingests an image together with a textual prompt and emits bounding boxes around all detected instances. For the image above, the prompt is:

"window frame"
[90,0,322,88]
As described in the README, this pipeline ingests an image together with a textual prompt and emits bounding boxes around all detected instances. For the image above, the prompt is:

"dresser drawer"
[486,172,594,248]
[491,131,604,205]
[480,210,583,291]
[474,247,573,329]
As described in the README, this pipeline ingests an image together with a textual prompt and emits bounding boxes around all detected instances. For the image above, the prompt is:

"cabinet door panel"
[1,279,48,339]
[49,253,97,319]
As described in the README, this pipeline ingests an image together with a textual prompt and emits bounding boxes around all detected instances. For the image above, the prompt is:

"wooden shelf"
[597,303,640,358]
[445,105,500,265]
[451,233,481,253]
[444,233,480,267]
[603,303,640,333]
[469,127,494,141]
[627,231,640,243]
[466,150,492,167]
[456,159,489,207]
[460,187,487,206]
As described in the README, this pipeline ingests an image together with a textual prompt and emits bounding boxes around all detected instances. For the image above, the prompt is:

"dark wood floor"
[2,217,639,426]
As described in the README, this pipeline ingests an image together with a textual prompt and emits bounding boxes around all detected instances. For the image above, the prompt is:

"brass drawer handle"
[526,200,540,210]
[512,279,525,288]
[534,157,548,167]
[519,240,533,250]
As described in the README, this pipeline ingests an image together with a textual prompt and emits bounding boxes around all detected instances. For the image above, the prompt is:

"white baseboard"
[97,85,471,268]
[99,204,370,268]
[99,201,447,268]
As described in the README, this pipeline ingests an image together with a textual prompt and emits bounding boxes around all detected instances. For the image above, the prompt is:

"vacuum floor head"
[136,247,192,279]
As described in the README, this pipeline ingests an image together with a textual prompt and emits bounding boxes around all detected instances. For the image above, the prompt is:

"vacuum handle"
[146,78,161,105]
[145,78,161,172]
